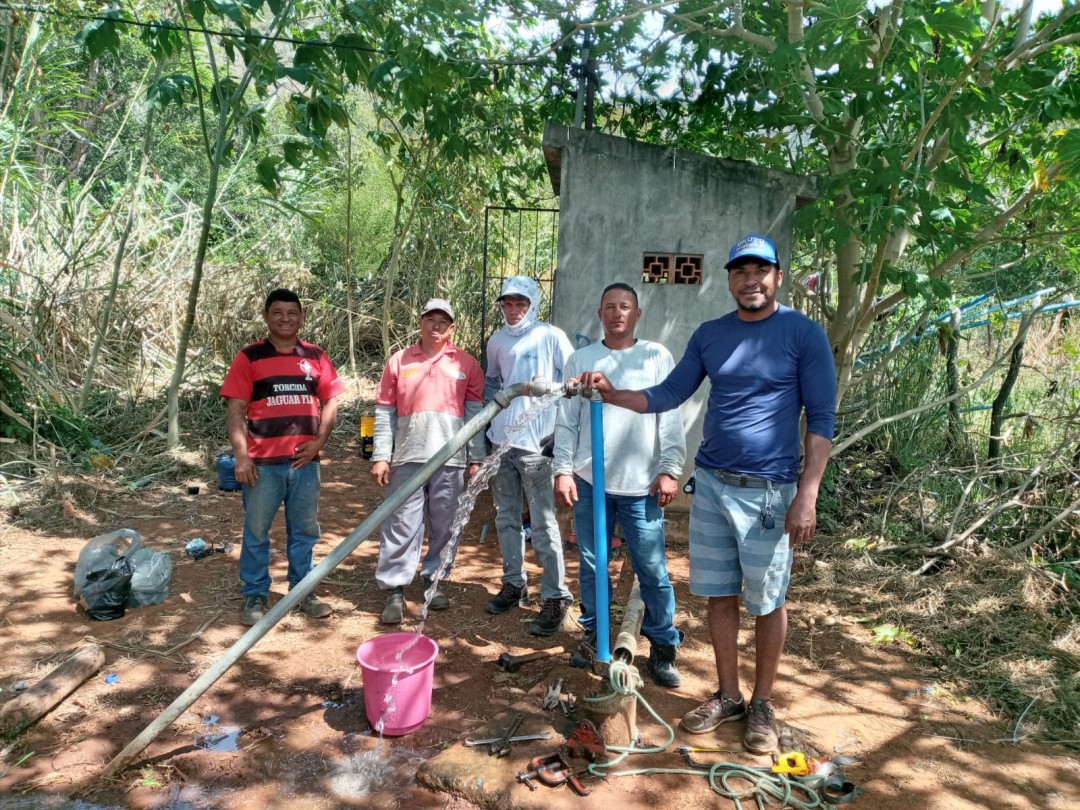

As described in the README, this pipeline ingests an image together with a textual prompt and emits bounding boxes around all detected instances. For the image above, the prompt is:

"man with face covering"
[484,276,576,636]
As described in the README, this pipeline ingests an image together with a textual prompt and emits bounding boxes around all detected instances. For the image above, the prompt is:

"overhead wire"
[0,2,386,53]
[0,2,567,67]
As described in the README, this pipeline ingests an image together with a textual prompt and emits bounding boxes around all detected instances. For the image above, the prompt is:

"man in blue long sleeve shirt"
[583,234,836,755]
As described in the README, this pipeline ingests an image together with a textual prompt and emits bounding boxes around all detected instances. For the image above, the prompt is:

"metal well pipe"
[612,579,645,664]
[99,378,560,780]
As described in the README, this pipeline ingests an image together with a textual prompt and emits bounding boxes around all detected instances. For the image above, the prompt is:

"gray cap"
[420,298,454,321]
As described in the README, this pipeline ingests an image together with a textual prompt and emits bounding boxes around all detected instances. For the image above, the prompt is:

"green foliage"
[147,74,196,112]
[869,624,917,647]
[77,9,121,59]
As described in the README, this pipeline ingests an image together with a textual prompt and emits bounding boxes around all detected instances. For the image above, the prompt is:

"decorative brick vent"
[642,253,703,285]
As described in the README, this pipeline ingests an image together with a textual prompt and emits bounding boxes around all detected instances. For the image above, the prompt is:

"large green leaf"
[77,10,121,58]
[1057,129,1080,173]
[186,0,207,25]
[207,0,249,29]
[146,74,196,112]
[142,20,184,61]
[256,155,283,194]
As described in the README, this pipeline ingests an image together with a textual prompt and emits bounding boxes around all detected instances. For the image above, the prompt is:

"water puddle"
[194,726,241,752]
[0,799,116,810]
[328,745,426,803]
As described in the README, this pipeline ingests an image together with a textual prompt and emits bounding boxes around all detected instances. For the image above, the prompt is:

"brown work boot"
[743,698,779,754]
[680,689,746,734]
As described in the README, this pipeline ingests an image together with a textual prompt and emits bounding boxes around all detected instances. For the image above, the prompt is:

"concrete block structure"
[542,122,815,500]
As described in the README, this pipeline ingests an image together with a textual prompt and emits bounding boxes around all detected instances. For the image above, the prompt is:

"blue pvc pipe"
[590,392,611,663]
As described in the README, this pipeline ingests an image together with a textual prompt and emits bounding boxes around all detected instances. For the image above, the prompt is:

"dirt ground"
[1,449,1079,810]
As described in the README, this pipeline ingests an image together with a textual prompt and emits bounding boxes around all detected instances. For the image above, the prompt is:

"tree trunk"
[166,122,226,449]
[988,302,1043,462]
[988,329,1026,463]
[344,116,356,375]
[945,308,964,450]
[380,182,420,359]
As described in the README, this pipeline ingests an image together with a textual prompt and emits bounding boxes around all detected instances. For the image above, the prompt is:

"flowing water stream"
[337,388,568,797]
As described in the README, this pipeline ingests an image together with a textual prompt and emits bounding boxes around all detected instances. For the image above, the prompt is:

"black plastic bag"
[81,556,135,621]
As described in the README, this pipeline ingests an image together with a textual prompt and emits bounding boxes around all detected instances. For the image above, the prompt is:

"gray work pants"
[491,447,571,601]
[375,462,464,590]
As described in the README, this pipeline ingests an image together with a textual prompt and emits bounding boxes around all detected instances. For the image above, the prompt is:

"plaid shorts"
[688,468,798,615]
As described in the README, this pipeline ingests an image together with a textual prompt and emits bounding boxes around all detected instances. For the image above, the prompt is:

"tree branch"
[901,14,1002,172]
[1010,493,1080,553]
[832,305,1044,456]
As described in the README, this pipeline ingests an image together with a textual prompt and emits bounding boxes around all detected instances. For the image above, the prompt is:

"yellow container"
[359,414,375,460]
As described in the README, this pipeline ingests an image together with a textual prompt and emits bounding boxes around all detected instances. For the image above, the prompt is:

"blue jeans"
[491,447,571,601]
[239,462,321,596]
[573,477,680,647]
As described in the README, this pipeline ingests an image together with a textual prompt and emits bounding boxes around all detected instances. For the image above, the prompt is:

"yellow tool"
[770,751,811,776]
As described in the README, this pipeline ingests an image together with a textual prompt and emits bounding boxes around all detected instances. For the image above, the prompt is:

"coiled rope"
[580,660,833,810]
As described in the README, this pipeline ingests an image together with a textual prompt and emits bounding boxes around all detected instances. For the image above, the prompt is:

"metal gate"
[480,205,560,349]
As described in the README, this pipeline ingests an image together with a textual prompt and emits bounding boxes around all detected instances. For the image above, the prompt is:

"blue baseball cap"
[725,234,779,270]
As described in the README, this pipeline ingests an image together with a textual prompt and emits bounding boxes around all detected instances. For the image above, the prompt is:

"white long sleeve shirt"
[484,321,574,453]
[553,339,685,496]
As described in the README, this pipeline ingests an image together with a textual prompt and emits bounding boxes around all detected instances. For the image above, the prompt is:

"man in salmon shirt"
[221,288,345,626]
[371,298,484,624]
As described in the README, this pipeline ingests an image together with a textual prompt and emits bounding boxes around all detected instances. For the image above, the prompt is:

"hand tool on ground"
[770,751,810,776]
[560,690,576,717]
[680,747,811,776]
[497,646,565,673]
[564,718,606,762]
[677,746,862,805]
[488,712,523,757]
[463,731,553,747]
[542,677,564,710]
[517,752,593,796]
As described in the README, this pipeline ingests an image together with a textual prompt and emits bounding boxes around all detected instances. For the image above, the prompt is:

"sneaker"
[422,576,450,611]
[743,698,779,754]
[530,596,573,636]
[296,593,332,619]
[486,582,529,615]
[680,689,746,734]
[241,594,268,626]
[380,588,405,625]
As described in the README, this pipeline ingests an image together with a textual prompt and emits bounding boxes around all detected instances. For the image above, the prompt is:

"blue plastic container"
[216,454,241,491]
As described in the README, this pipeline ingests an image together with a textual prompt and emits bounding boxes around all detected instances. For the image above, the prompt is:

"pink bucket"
[356,632,439,736]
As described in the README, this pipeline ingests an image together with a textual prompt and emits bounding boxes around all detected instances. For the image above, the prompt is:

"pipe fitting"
[493,376,565,407]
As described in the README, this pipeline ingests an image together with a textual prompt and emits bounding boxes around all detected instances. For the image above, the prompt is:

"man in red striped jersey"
[221,289,346,625]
